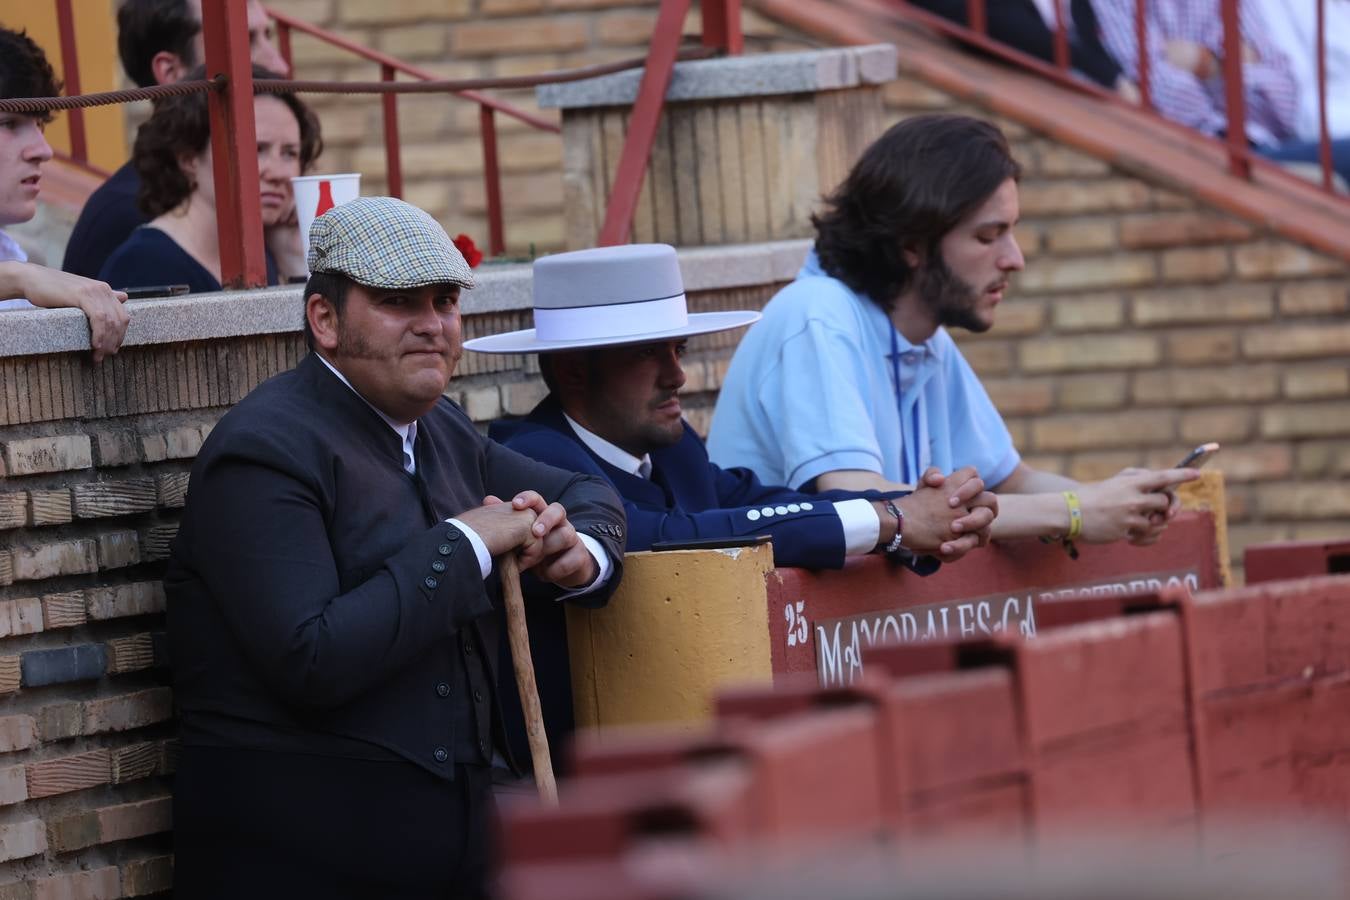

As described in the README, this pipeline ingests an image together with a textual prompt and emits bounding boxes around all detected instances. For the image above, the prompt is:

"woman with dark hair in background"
[98,64,322,294]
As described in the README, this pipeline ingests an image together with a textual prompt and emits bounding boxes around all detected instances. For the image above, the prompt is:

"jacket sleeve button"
[433,747,448,763]
[424,576,439,590]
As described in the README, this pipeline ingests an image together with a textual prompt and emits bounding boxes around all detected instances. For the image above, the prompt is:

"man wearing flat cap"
[165,198,627,898]
[466,243,997,761]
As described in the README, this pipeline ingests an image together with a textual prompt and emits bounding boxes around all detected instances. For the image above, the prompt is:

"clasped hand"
[896,466,998,562]
[454,491,597,589]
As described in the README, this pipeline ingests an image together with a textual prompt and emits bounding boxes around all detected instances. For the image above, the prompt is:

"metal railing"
[24,0,742,287]
[891,0,1342,196]
[265,6,565,257]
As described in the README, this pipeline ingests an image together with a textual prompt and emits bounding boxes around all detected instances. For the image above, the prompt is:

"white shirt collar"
[0,230,27,263]
[316,354,418,474]
[563,412,652,479]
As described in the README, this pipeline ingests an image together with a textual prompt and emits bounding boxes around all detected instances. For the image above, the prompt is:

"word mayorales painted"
[814,570,1200,687]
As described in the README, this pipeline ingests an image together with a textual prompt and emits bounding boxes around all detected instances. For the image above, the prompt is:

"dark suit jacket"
[62,161,145,279]
[164,355,626,781]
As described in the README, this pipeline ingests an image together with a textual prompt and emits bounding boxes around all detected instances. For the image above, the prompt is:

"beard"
[918,252,992,334]
[336,318,382,360]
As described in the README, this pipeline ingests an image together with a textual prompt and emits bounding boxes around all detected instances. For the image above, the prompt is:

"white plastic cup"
[291,173,361,263]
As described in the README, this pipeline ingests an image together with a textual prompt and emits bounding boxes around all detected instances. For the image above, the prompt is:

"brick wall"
[0,335,310,896]
[267,0,810,255]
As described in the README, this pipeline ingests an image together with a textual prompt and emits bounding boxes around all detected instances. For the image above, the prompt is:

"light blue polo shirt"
[0,231,36,311]
[707,250,1020,490]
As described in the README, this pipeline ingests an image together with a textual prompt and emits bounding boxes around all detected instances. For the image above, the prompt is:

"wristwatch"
[882,499,904,555]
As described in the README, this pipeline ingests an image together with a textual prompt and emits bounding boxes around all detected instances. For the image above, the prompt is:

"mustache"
[649,391,680,408]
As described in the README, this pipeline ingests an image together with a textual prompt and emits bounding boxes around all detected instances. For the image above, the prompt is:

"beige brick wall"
[268,0,811,255]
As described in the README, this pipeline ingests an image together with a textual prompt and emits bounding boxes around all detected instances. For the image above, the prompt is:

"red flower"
[453,233,483,268]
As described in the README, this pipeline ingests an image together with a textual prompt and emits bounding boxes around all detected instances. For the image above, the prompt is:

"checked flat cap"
[306,196,475,291]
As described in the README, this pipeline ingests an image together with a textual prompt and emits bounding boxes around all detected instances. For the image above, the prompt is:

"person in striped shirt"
[1091,0,1299,147]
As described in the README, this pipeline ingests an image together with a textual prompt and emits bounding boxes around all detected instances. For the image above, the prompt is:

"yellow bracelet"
[1063,490,1083,540]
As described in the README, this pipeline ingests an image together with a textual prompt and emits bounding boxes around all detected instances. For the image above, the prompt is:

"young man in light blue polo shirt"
[709,114,1199,549]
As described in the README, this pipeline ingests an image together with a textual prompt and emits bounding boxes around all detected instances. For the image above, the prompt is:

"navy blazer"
[491,395,868,570]
[489,394,916,768]
[165,356,626,780]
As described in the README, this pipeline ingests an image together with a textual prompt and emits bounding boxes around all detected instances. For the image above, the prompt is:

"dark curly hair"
[116,0,201,89]
[812,114,1021,311]
[135,64,323,218]
[0,27,61,124]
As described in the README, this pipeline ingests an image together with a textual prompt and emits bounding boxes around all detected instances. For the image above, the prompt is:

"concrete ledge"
[537,45,896,110]
[678,239,809,292]
[0,240,811,358]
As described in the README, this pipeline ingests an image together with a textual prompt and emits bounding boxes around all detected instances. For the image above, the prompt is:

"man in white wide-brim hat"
[465,243,997,765]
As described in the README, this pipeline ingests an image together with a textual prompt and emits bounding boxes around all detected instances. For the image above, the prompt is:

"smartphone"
[650,534,772,552]
[1177,442,1220,469]
[121,284,190,299]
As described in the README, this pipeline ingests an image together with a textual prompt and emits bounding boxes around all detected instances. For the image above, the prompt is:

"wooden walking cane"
[497,553,559,806]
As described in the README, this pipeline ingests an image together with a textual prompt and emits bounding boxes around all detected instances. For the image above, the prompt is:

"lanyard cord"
[889,328,923,485]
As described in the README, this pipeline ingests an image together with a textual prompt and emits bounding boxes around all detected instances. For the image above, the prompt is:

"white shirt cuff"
[444,519,614,596]
[557,534,613,600]
[833,498,880,556]
[446,517,493,579]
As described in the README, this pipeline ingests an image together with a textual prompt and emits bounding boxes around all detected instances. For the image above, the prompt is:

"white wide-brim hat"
[462,243,760,354]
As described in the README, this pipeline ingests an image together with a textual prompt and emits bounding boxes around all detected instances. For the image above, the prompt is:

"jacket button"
[431,560,446,573]
[438,543,452,556]
[433,747,448,763]
[436,682,450,698]
[424,576,439,590]
[446,530,460,541]
[473,689,484,703]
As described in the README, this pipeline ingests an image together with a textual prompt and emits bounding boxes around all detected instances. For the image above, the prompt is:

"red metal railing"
[267,1,742,256]
[52,0,86,164]
[889,0,1341,198]
[267,0,743,271]
[264,6,563,261]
